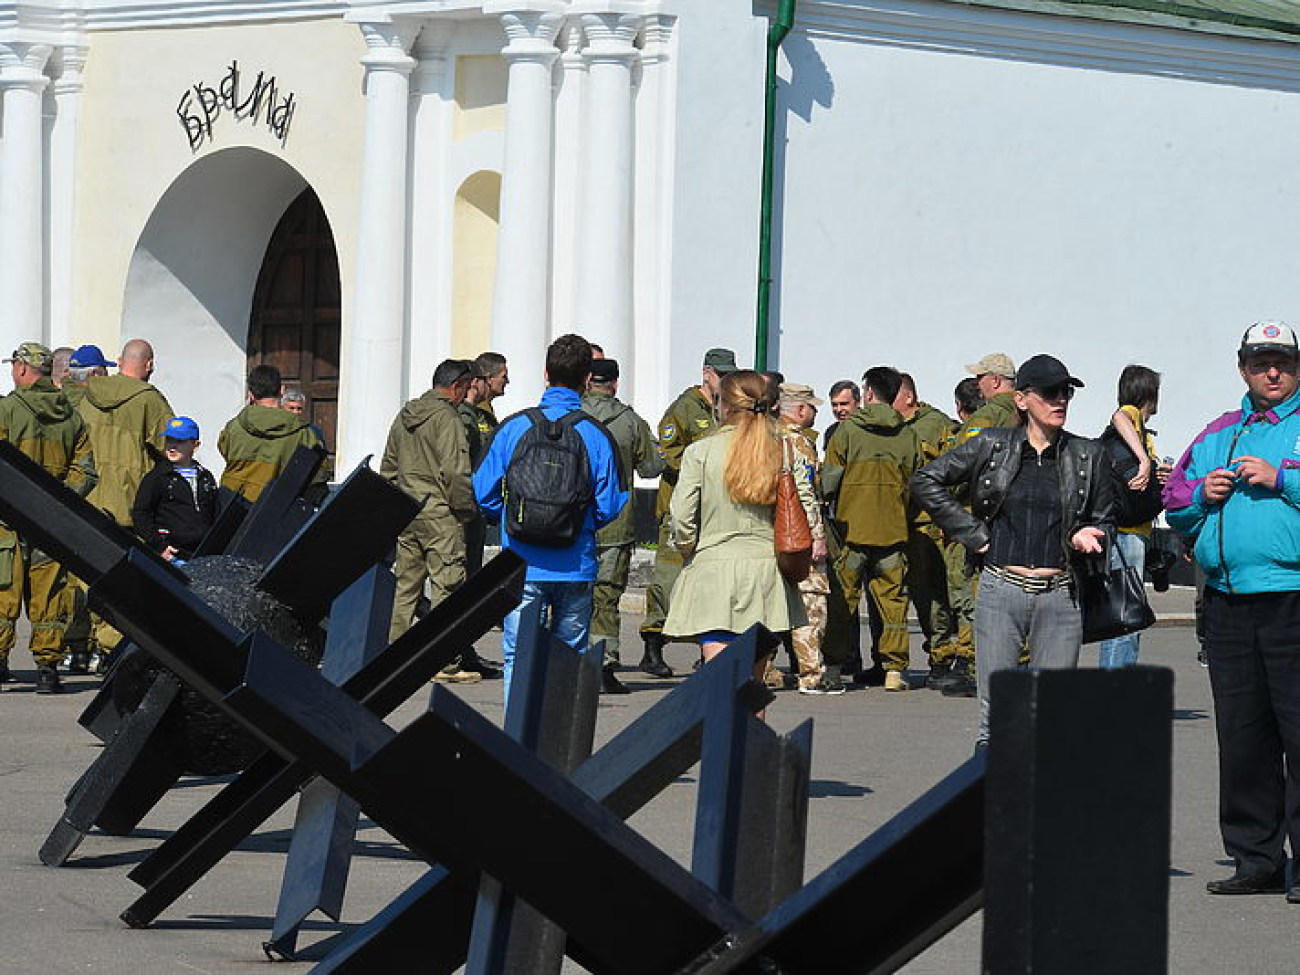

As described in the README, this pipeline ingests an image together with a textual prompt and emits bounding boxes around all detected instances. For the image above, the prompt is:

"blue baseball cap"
[68,344,116,369]
[165,416,200,440]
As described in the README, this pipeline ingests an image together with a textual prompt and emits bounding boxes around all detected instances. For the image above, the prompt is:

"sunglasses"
[1029,384,1075,402]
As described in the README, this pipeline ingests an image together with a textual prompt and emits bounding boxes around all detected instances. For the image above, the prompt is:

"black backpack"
[502,409,594,547]
[1099,425,1164,529]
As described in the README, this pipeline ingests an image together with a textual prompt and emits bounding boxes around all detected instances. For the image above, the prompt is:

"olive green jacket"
[656,385,716,518]
[380,390,476,526]
[218,403,326,502]
[906,403,958,528]
[822,403,923,548]
[582,390,665,546]
[80,374,173,525]
[956,391,1020,444]
[0,378,96,494]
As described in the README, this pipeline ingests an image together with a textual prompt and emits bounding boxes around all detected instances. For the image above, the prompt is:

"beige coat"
[663,425,808,638]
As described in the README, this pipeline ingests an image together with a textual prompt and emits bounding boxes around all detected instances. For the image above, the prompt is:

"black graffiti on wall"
[178,61,297,151]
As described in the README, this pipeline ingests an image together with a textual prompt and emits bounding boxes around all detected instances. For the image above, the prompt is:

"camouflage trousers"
[593,544,632,667]
[0,532,69,669]
[60,575,93,655]
[826,543,910,672]
[766,567,828,688]
[641,515,683,637]
[942,539,976,661]
[390,515,467,645]
[907,524,958,665]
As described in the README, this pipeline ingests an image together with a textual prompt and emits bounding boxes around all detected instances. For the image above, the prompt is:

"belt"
[984,564,1072,594]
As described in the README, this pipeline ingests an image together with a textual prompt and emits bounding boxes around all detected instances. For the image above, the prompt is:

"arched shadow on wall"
[770,30,835,369]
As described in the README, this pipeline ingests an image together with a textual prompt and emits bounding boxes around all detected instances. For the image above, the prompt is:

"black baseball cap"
[1014,354,1083,391]
[590,358,619,382]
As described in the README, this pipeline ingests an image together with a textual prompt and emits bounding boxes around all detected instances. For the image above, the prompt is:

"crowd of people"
[4,321,1300,903]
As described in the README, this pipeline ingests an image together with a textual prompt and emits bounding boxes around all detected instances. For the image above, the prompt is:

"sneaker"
[884,670,908,692]
[432,667,482,684]
[798,680,846,696]
[460,653,503,680]
[66,651,92,675]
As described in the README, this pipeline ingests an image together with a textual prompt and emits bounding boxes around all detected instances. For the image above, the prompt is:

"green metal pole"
[755,0,797,373]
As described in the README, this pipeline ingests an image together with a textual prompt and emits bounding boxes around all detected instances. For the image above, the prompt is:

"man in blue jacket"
[473,333,628,702]
[1166,320,1300,900]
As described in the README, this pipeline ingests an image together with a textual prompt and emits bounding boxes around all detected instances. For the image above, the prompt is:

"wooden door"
[246,188,341,458]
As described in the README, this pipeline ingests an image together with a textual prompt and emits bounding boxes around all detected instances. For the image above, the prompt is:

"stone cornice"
[762,0,1300,91]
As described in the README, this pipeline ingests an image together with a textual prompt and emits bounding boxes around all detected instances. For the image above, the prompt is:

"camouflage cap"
[966,353,1016,380]
[703,348,738,374]
[779,382,824,408]
[3,342,53,370]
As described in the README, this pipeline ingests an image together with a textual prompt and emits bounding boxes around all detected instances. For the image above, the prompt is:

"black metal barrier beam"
[222,446,324,563]
[311,633,775,974]
[982,667,1172,973]
[121,551,526,927]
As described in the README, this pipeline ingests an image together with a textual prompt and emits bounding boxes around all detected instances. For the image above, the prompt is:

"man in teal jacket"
[1166,320,1300,900]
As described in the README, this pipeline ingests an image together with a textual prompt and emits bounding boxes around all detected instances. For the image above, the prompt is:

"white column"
[550,21,586,339]
[407,23,454,398]
[0,43,52,352]
[338,16,417,476]
[47,45,87,350]
[633,14,677,419]
[575,9,641,394]
[484,4,563,412]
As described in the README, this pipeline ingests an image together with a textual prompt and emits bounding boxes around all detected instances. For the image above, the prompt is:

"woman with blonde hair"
[664,370,811,669]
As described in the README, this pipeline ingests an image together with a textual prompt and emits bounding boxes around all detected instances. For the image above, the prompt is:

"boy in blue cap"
[131,416,218,562]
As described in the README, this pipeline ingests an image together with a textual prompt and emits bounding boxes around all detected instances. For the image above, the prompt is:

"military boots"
[36,666,63,694]
[638,633,673,679]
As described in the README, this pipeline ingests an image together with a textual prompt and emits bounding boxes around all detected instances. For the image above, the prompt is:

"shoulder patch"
[660,423,678,443]
[695,418,711,430]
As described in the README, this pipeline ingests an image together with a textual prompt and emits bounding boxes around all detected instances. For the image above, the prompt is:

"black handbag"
[1079,531,1157,644]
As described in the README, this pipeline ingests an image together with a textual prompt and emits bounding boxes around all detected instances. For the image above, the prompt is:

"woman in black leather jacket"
[910,355,1114,747]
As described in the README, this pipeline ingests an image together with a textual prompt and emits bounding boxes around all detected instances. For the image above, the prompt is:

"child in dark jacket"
[132,416,218,562]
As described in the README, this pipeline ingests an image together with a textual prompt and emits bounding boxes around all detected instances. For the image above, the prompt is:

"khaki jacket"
[822,403,923,548]
[655,385,717,518]
[380,390,476,526]
[582,390,665,547]
[218,404,326,502]
[80,374,173,525]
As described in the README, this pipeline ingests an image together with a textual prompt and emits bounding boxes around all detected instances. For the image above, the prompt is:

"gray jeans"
[974,567,1083,742]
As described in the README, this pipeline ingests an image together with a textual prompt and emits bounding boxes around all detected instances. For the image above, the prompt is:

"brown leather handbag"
[774,437,812,584]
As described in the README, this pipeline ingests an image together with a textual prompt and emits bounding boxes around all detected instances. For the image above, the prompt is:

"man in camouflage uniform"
[823,366,924,693]
[773,383,840,694]
[581,358,665,694]
[459,354,505,578]
[54,345,114,673]
[382,359,479,679]
[895,373,961,686]
[639,347,737,677]
[929,353,1021,698]
[219,364,327,503]
[80,338,173,666]
[0,343,96,692]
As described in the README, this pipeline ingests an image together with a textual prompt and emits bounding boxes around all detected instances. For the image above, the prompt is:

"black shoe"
[1206,868,1286,895]
[601,666,631,695]
[1288,884,1300,904]
[66,650,92,675]
[0,665,12,683]
[638,634,673,679]
[36,667,63,695]
[460,651,502,680]
[941,657,978,698]
[926,661,953,690]
[852,665,886,687]
[973,739,989,754]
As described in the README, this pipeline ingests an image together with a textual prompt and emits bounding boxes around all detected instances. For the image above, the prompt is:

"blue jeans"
[1097,532,1148,670]
[501,580,594,704]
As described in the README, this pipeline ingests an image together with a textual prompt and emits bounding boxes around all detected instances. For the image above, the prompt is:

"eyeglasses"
[1030,384,1075,402]
[1243,357,1298,375]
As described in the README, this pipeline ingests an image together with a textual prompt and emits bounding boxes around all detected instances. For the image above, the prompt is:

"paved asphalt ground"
[0,586,1294,973]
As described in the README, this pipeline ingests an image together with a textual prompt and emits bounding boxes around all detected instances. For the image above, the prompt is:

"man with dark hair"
[383,359,481,679]
[581,357,664,693]
[640,347,738,677]
[474,334,628,705]
[954,376,984,423]
[894,372,962,689]
[0,343,95,692]
[823,365,923,692]
[473,351,509,422]
[825,380,860,449]
[1166,321,1300,899]
[218,363,326,502]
